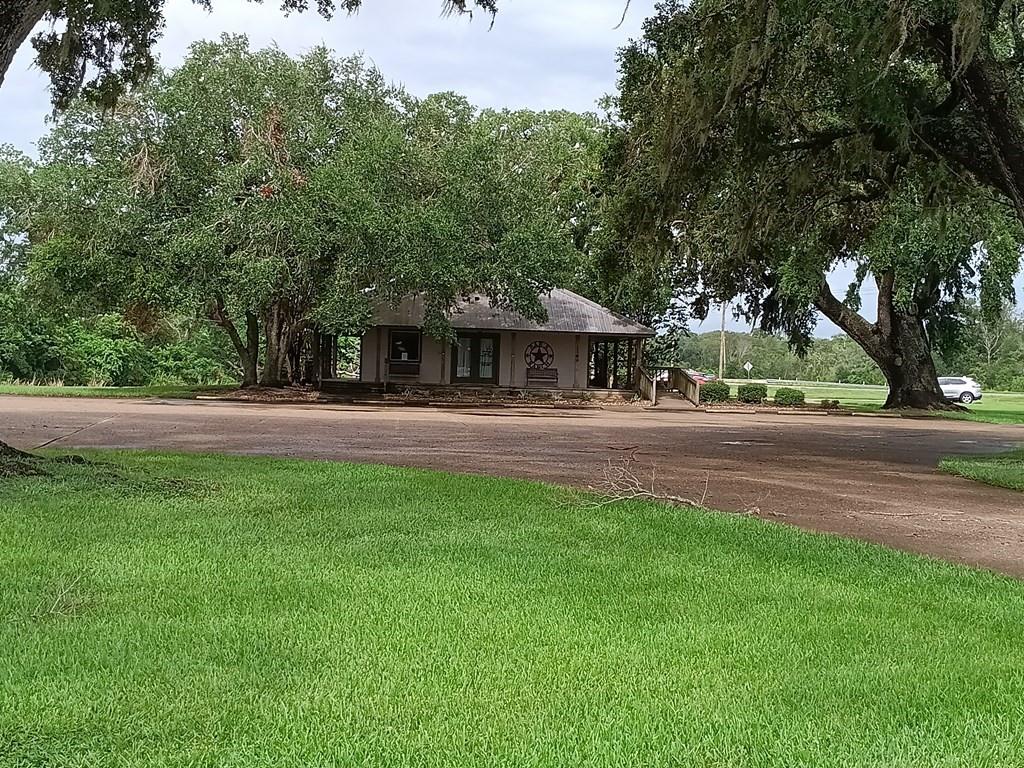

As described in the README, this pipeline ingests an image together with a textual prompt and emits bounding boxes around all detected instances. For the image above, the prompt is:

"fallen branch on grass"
[0,440,32,459]
[0,441,87,478]
[32,573,86,621]
[584,447,711,508]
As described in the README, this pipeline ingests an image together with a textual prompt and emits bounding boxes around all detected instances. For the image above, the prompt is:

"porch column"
[510,332,517,387]
[375,328,383,383]
[630,342,638,391]
[574,334,581,389]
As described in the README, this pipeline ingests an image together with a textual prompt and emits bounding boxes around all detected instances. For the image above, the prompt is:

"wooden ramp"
[639,367,703,408]
[651,392,698,410]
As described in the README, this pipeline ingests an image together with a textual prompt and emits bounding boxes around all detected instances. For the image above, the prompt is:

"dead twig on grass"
[584,447,710,508]
[31,573,89,621]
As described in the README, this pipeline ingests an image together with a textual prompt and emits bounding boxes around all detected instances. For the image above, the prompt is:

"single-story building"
[359,289,655,392]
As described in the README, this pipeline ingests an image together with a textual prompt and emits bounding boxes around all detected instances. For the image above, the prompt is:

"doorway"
[451,333,500,384]
[588,337,639,389]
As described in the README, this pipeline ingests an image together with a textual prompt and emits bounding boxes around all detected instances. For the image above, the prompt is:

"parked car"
[939,376,983,404]
[686,369,718,384]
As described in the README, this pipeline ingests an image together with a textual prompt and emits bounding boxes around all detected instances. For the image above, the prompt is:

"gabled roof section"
[371,288,655,337]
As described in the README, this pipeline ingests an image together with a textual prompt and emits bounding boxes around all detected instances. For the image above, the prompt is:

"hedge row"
[773,387,806,406]
[698,383,810,407]
[737,383,768,403]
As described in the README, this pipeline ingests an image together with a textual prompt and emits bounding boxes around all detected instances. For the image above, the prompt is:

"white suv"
[938,376,983,404]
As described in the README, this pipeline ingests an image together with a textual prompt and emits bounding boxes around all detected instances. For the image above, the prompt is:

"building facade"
[359,289,654,392]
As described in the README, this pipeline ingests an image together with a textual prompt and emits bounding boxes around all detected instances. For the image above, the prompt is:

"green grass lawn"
[2,452,1023,766]
[941,449,1024,491]
[725,380,1024,425]
[0,383,236,399]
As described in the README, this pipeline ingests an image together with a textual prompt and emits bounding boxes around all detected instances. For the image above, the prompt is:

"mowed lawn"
[726,380,1024,425]
[0,383,235,399]
[942,449,1024,492]
[2,454,1024,767]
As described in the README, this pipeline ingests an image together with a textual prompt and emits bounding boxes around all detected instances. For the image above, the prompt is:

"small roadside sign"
[743,361,753,373]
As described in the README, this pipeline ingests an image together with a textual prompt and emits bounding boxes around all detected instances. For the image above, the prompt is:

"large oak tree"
[609,0,1024,408]
[0,0,498,454]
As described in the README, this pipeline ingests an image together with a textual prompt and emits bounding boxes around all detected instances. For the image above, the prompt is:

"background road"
[3,396,1022,575]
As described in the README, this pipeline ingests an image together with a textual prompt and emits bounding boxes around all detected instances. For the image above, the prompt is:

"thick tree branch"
[209,295,245,352]
[875,270,895,340]
[916,21,1024,221]
[0,0,48,90]
[778,127,860,153]
[814,280,882,360]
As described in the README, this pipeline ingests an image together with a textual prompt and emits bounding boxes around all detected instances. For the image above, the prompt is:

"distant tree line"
[651,303,1024,392]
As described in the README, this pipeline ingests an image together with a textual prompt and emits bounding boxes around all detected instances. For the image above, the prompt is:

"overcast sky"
[1,0,1020,337]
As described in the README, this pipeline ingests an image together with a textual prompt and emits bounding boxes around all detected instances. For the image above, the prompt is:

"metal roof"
[372,288,655,337]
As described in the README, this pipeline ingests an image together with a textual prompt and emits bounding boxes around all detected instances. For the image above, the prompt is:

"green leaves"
[14,1,498,109]
[9,36,595,360]
[611,0,1024,352]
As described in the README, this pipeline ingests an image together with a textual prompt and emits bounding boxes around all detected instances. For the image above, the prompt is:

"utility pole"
[718,301,727,380]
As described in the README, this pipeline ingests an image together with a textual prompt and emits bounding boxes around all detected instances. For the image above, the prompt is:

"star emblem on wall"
[524,341,554,370]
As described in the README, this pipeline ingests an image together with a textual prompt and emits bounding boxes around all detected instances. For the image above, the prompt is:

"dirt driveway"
[3,395,1022,576]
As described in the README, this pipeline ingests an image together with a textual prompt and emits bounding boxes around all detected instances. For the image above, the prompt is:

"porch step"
[320,379,384,397]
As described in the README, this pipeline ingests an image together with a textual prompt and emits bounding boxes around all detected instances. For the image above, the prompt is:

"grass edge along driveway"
[2,451,1023,767]
[941,449,1024,491]
[0,383,234,399]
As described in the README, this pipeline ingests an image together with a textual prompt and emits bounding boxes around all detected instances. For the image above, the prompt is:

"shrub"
[737,382,768,404]
[56,316,152,386]
[699,381,731,403]
[150,343,236,386]
[774,387,806,407]
[821,398,842,409]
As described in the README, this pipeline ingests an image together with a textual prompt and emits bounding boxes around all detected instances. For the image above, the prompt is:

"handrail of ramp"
[638,367,658,405]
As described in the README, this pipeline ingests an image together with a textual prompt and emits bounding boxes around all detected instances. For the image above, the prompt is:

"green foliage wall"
[0,283,236,386]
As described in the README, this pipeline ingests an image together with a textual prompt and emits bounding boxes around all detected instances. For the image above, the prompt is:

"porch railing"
[646,367,702,406]
[668,368,702,406]
[638,367,658,405]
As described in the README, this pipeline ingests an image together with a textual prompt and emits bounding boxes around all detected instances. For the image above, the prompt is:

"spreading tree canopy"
[11,36,602,387]
[610,0,1024,408]
[0,0,498,107]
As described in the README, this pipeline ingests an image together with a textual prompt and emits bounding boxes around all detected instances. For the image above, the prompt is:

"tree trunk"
[261,300,291,387]
[322,333,338,380]
[874,314,948,409]
[209,298,259,388]
[815,278,951,410]
[307,329,323,386]
[243,311,260,387]
[286,330,304,386]
[304,329,337,387]
[0,0,48,90]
